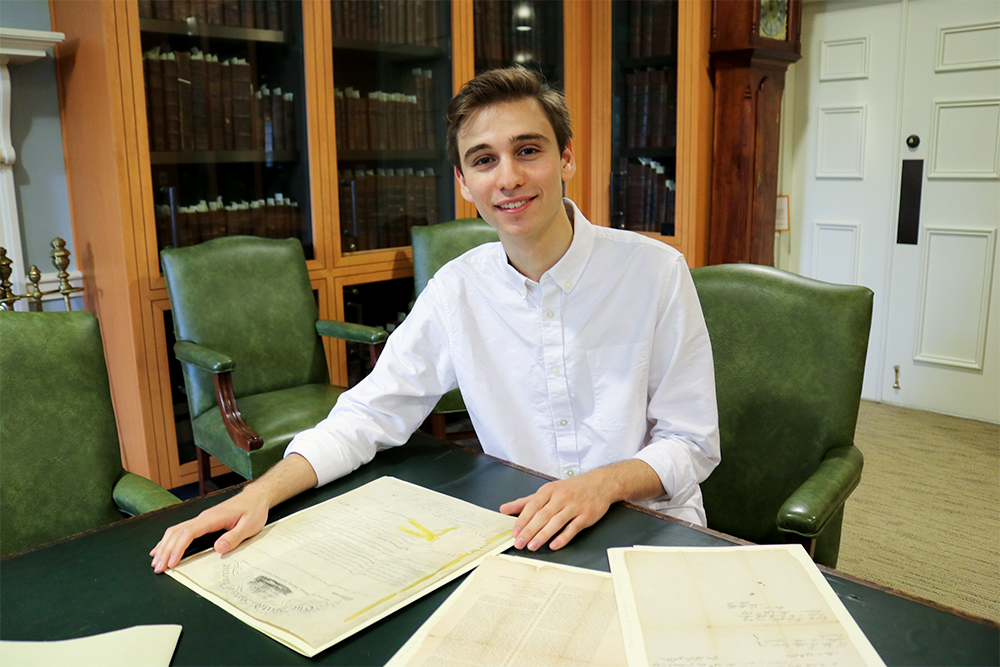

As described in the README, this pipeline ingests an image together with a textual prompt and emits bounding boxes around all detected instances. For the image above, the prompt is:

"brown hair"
[445,66,572,172]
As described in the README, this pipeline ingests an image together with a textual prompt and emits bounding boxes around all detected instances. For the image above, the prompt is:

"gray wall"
[3,0,75,277]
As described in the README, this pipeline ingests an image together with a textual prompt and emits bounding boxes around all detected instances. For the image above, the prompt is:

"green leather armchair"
[160,236,388,494]
[411,219,500,440]
[0,311,180,557]
[691,264,874,568]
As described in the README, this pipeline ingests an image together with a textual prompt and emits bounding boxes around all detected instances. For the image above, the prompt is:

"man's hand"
[499,459,665,552]
[149,453,318,573]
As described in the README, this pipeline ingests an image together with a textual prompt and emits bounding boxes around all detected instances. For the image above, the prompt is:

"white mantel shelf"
[0,27,65,65]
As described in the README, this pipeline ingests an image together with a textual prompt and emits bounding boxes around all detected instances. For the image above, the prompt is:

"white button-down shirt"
[287,200,720,524]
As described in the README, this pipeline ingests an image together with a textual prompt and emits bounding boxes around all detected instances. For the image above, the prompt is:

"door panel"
[883,0,1000,420]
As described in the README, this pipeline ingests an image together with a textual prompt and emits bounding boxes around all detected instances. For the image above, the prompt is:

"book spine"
[335,89,347,151]
[163,54,181,151]
[221,61,234,150]
[250,200,266,237]
[424,168,437,226]
[172,0,190,22]
[635,70,650,149]
[375,169,390,249]
[271,88,285,151]
[353,170,370,250]
[626,72,637,150]
[629,0,642,59]
[266,0,280,30]
[190,0,207,24]
[626,160,643,230]
[231,60,252,150]
[206,0,224,25]
[206,56,224,150]
[642,0,654,58]
[191,54,210,151]
[223,0,240,26]
[367,92,381,152]
[138,0,154,19]
[649,68,665,149]
[240,0,255,28]
[284,94,295,151]
[147,53,166,152]
[261,86,274,151]
[176,52,194,151]
[153,0,173,21]
[332,0,345,37]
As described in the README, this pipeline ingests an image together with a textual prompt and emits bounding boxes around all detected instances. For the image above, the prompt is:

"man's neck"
[502,201,575,282]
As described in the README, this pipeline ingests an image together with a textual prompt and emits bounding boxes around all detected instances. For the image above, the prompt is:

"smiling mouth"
[495,197,535,211]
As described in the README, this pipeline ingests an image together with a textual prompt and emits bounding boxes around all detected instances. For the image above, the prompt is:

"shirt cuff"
[284,427,363,487]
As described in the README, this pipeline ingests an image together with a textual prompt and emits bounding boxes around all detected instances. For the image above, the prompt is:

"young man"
[150,67,719,574]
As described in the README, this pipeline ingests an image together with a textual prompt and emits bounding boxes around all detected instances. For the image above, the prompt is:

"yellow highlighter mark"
[397,518,460,542]
[343,530,510,622]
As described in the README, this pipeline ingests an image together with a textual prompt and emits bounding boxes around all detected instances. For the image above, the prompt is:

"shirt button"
[550,366,561,375]
[564,281,573,290]
[559,419,568,426]
[566,469,575,477]
[546,310,555,318]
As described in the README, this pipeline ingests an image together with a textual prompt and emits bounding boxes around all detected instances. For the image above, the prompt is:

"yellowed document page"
[387,554,627,667]
[0,624,182,667]
[608,545,886,667]
[168,476,515,657]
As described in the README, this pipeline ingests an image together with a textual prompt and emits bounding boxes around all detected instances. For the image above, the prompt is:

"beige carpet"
[838,400,1000,623]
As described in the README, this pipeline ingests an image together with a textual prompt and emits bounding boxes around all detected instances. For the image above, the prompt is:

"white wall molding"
[927,98,1000,179]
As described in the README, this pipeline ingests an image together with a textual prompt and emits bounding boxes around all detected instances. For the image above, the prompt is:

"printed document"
[388,554,627,667]
[609,545,886,667]
[168,476,515,657]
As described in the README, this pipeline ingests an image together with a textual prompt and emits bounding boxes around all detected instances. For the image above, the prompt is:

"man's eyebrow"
[463,143,491,162]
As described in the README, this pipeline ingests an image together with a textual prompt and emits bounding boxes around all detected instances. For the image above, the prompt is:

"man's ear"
[561,139,577,183]
[455,166,476,203]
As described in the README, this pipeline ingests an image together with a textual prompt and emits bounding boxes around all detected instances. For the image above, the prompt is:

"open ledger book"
[167,476,515,657]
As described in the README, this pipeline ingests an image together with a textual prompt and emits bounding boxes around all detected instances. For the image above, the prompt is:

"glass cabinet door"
[138,0,315,261]
[331,0,455,254]
[611,0,678,237]
[473,0,563,84]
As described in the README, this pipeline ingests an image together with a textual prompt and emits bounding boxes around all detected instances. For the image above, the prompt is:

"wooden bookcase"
[49,0,711,488]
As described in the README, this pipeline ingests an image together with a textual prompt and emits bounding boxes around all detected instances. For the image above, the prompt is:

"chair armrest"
[316,319,389,345]
[113,472,182,517]
[174,340,235,373]
[776,446,864,539]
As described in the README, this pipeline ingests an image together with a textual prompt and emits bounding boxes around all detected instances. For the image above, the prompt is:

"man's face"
[454,98,576,244]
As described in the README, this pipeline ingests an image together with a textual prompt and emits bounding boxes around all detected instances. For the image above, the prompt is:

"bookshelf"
[49,0,712,488]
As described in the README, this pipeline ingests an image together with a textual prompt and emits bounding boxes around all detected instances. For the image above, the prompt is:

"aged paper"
[0,624,181,667]
[608,545,885,667]
[168,477,515,657]
[387,554,626,667]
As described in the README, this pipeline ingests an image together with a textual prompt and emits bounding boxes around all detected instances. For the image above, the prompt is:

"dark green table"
[2,433,997,665]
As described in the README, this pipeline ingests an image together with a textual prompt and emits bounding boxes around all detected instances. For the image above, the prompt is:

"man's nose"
[495,157,523,191]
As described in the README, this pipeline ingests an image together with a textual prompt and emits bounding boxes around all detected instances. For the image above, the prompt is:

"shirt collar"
[494,198,596,298]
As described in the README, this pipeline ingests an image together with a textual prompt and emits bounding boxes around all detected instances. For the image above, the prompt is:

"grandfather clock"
[708,0,801,265]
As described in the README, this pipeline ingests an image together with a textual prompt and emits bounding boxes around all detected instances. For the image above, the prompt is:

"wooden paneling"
[452,0,477,221]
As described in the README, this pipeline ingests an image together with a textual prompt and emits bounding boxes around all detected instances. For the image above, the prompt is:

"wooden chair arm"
[213,371,263,453]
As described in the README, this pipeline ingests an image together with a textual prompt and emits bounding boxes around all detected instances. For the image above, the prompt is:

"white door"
[882,0,1000,421]
[792,0,906,401]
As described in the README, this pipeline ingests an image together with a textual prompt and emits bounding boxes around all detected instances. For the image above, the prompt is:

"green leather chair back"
[691,264,873,563]
[0,312,137,555]
[161,236,328,420]
[412,219,500,295]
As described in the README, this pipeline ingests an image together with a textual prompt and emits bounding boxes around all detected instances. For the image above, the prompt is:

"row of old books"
[617,158,676,236]
[332,0,439,47]
[625,68,677,150]
[139,0,291,31]
[473,0,558,66]
[335,71,436,152]
[627,0,677,59]
[144,48,296,153]
[339,169,439,251]
[154,195,300,249]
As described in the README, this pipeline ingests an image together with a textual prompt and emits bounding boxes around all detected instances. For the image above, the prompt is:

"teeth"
[498,201,524,210]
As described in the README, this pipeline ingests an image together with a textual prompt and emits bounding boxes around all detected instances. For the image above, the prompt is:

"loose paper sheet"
[608,545,885,667]
[387,554,627,667]
[168,476,515,657]
[0,624,182,667]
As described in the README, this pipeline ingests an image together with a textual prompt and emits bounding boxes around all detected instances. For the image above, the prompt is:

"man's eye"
[520,147,539,156]
[472,156,493,167]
